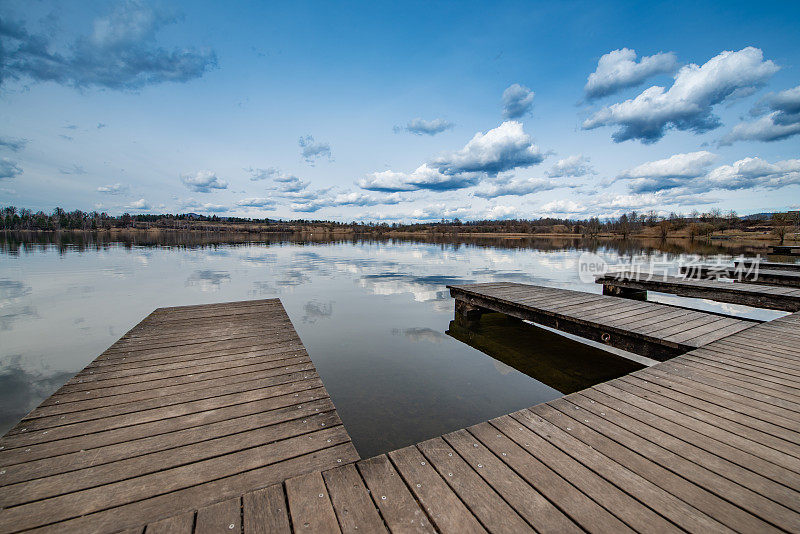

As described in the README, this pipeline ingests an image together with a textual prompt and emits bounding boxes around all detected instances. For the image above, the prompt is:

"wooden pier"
[141,305,800,534]
[596,272,800,311]
[0,299,358,533]
[446,282,757,360]
[735,259,800,272]
[770,245,800,256]
[680,265,800,287]
[4,291,800,533]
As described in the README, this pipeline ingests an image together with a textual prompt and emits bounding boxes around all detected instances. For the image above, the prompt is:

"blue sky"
[1,0,799,221]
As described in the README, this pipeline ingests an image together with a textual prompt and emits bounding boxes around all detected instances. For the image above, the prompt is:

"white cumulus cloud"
[236,197,275,208]
[722,85,800,144]
[617,151,718,192]
[97,183,128,194]
[180,170,228,192]
[127,198,150,210]
[474,177,564,199]
[394,118,454,136]
[430,121,545,176]
[359,121,544,193]
[546,155,596,178]
[584,48,677,99]
[706,158,800,190]
[583,47,779,143]
[502,84,535,119]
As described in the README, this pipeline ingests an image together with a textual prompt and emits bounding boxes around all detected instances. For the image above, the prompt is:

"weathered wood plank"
[357,455,435,534]
[242,484,291,534]
[323,464,387,534]
[388,445,487,534]
[195,497,241,534]
[416,437,532,533]
[285,471,341,534]
[468,421,636,533]
[144,512,195,534]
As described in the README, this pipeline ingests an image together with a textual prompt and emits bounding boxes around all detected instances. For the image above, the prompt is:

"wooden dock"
[596,272,800,311]
[4,291,800,533]
[0,299,358,533]
[770,245,800,256]
[680,265,800,288]
[140,304,800,534]
[446,282,757,360]
[735,259,800,272]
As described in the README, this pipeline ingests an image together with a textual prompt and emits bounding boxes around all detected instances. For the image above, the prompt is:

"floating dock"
[680,265,800,287]
[3,292,800,533]
[596,272,800,311]
[770,245,800,256]
[735,259,800,272]
[144,305,800,534]
[447,282,757,360]
[0,299,358,533]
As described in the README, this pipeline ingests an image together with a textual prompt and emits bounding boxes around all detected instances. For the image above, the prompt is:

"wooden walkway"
[596,272,800,311]
[681,265,800,287]
[0,299,358,533]
[446,282,757,360]
[770,245,800,256]
[735,260,800,272]
[140,305,800,533]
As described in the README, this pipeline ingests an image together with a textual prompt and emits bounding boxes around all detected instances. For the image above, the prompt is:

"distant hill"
[740,212,776,221]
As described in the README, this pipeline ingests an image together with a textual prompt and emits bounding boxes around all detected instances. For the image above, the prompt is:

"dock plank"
[323,464,387,534]
[285,471,341,534]
[242,484,291,534]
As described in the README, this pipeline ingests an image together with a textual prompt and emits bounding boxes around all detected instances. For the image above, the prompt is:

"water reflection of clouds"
[358,273,467,303]
[470,268,545,284]
[392,327,447,344]
[242,253,278,265]
[65,284,95,296]
[276,269,311,288]
[0,355,74,434]
[101,267,131,278]
[0,279,37,330]
[303,300,333,323]
[0,279,31,300]
[185,270,231,291]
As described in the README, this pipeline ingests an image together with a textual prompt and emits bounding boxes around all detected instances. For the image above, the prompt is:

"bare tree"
[658,220,672,240]
[772,213,792,245]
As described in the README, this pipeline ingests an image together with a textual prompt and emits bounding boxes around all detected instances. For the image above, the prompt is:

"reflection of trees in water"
[1,230,772,257]
[0,356,75,435]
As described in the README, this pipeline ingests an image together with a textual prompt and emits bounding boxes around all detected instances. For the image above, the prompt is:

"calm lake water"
[0,232,787,458]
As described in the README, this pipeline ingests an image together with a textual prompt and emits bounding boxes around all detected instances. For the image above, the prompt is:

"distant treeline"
[1,206,798,241]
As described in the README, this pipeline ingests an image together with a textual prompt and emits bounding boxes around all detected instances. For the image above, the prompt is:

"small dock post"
[454,298,486,324]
